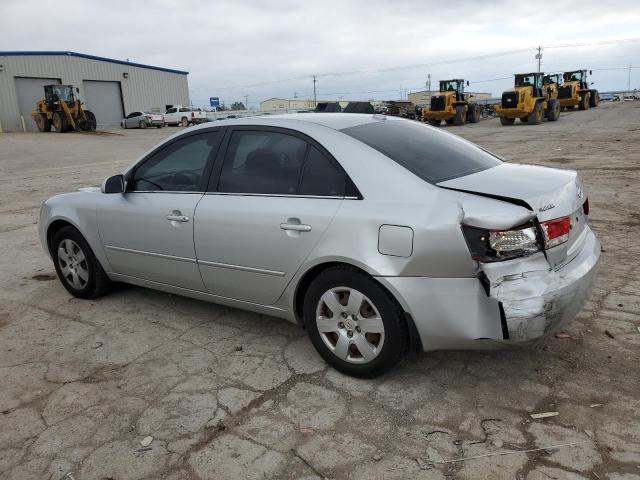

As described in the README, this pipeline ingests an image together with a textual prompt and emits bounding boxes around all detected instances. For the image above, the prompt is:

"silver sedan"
[39,114,600,377]
[121,111,164,129]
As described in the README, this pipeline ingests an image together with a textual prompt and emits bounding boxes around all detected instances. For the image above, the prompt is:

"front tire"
[35,114,51,132]
[527,101,543,124]
[139,121,147,129]
[428,119,441,127]
[579,94,589,110]
[52,226,112,299]
[589,90,599,107]
[303,266,408,378]
[453,105,466,125]
[52,111,67,133]
[500,116,515,126]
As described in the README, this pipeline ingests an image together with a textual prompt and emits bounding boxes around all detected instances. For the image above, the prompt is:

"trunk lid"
[438,163,588,268]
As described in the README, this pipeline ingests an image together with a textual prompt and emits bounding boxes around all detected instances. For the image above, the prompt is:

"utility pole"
[535,46,543,73]
[427,73,431,103]
[312,75,317,107]
[244,94,248,110]
[629,64,632,90]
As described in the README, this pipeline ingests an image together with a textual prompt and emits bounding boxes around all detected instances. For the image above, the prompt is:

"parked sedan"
[121,111,164,129]
[39,114,600,377]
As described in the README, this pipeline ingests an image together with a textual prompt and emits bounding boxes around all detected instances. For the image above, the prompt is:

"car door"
[194,127,349,305]
[97,129,225,290]
[126,112,140,128]
[165,107,177,124]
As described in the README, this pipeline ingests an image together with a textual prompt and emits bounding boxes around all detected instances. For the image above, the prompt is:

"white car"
[39,114,600,377]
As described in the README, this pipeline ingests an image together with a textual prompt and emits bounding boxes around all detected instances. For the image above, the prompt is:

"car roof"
[191,112,399,132]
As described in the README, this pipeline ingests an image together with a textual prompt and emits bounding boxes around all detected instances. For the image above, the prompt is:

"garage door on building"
[82,80,124,128]
[14,77,61,132]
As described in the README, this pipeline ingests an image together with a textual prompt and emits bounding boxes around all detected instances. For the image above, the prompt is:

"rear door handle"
[166,210,190,222]
[280,222,312,232]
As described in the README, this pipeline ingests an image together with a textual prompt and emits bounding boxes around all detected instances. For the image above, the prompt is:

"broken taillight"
[462,224,541,262]
[541,216,571,249]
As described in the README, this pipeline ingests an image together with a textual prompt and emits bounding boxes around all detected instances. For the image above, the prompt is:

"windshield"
[515,74,538,87]
[51,85,74,102]
[563,71,585,82]
[440,80,460,92]
[340,120,501,184]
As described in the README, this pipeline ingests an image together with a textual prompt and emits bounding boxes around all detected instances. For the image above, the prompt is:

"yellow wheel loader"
[421,79,480,127]
[495,72,560,126]
[558,70,599,111]
[31,85,97,133]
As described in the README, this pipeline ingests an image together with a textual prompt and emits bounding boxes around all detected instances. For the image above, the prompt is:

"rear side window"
[218,131,307,195]
[300,147,345,196]
[341,120,501,184]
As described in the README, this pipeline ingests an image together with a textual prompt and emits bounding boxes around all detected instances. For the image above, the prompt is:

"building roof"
[0,51,188,75]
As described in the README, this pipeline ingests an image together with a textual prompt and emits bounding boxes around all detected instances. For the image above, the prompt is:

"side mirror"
[466,81,470,86]
[76,87,80,93]
[590,82,594,85]
[101,174,125,194]
[589,70,592,75]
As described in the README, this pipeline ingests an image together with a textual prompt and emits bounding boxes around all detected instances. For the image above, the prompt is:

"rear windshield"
[340,120,501,184]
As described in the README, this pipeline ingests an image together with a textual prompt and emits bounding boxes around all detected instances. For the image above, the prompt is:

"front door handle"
[280,222,312,232]
[166,210,190,223]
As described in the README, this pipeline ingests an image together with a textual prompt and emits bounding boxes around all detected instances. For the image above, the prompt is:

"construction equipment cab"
[31,85,96,133]
[422,79,480,126]
[495,72,560,126]
[543,73,563,102]
[558,70,599,110]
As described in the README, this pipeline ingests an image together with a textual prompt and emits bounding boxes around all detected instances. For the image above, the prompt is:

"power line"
[191,37,640,93]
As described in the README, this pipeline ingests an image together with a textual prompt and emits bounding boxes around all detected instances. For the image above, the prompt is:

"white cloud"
[1,0,639,106]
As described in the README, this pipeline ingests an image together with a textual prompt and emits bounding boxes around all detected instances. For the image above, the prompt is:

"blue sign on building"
[209,97,220,108]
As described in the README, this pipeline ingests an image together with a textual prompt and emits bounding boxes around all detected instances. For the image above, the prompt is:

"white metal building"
[0,51,190,132]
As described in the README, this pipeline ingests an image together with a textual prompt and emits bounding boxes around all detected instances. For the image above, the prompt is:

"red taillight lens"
[191,112,195,117]
[541,216,570,249]
[583,198,589,216]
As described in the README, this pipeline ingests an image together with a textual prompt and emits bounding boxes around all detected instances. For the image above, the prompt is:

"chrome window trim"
[105,245,196,263]
[197,259,285,277]
[203,192,358,200]
[125,191,205,194]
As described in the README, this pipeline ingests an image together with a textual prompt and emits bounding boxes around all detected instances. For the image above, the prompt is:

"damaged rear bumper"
[376,226,600,350]
[481,226,600,342]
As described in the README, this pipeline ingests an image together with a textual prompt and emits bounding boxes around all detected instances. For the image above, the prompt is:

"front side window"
[218,131,307,195]
[341,120,501,184]
[128,112,140,119]
[130,131,223,192]
[166,107,177,114]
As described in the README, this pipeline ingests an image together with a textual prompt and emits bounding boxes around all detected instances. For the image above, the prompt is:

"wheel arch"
[46,218,78,257]
[292,260,423,353]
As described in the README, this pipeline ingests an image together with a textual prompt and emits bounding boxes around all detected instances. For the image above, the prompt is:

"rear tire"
[181,117,189,127]
[528,101,543,124]
[589,90,599,107]
[520,116,528,123]
[52,111,67,133]
[499,116,515,126]
[84,111,97,131]
[454,105,466,125]
[428,119,441,127]
[139,121,147,129]
[35,114,51,132]
[566,105,575,110]
[52,226,112,299]
[303,266,408,378]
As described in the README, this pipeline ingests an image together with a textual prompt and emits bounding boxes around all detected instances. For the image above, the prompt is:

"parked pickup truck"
[164,106,208,127]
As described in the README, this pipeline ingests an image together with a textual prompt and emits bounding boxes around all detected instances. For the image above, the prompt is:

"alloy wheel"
[316,287,385,364]
[57,239,89,290]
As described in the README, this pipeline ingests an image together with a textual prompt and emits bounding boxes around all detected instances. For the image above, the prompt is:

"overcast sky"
[2,0,640,107]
